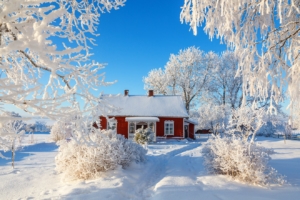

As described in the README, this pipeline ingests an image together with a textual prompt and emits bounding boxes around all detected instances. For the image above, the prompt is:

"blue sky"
[3,1,290,117]
[2,1,228,117]
[93,0,226,95]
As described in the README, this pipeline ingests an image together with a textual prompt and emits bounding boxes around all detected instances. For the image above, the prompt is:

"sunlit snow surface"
[0,134,299,200]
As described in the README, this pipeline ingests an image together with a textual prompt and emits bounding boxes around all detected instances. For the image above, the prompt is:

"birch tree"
[207,51,242,108]
[180,0,300,112]
[0,0,126,122]
[144,68,168,95]
[144,46,213,113]
[0,112,25,168]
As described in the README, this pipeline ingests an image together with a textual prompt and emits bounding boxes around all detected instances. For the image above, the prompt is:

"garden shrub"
[202,134,285,186]
[50,121,71,142]
[134,127,154,145]
[55,129,147,181]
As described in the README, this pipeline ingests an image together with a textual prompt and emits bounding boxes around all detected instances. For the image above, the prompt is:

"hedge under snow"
[55,129,147,181]
[202,135,285,186]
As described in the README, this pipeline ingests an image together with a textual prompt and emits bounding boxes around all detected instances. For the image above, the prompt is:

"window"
[107,119,117,131]
[164,121,174,135]
[149,122,154,132]
[129,122,135,133]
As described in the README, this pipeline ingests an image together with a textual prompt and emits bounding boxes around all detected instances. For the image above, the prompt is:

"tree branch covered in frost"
[227,106,267,142]
[202,134,285,186]
[180,0,300,110]
[144,46,213,113]
[291,102,300,129]
[55,129,146,181]
[0,0,126,119]
[205,51,243,108]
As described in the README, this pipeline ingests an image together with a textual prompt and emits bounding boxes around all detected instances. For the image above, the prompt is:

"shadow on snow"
[0,142,58,165]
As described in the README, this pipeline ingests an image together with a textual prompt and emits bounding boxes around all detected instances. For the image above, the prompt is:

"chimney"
[148,90,154,97]
[124,90,129,96]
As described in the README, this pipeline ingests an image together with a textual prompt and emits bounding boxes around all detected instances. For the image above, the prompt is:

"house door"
[128,122,148,140]
[184,125,189,138]
[136,122,148,130]
[128,121,156,141]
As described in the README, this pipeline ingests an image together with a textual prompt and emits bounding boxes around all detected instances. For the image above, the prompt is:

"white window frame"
[164,121,174,135]
[129,122,135,134]
[148,122,155,132]
[107,119,117,131]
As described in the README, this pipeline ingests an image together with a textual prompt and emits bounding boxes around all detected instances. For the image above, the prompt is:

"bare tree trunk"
[222,84,226,106]
[186,103,189,114]
[11,145,15,169]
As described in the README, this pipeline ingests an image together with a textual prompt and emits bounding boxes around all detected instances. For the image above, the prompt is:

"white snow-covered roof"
[101,95,189,118]
[125,117,160,122]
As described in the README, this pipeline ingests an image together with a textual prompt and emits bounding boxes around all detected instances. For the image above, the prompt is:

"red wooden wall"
[99,116,185,139]
[99,116,128,138]
[188,123,195,139]
[99,116,106,129]
[156,117,184,138]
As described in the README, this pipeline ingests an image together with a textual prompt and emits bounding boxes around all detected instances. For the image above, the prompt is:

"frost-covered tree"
[144,46,213,113]
[34,121,48,132]
[144,68,168,95]
[197,104,229,135]
[228,106,267,142]
[0,112,25,168]
[290,100,300,129]
[0,0,126,121]
[50,120,71,143]
[180,0,300,110]
[207,51,242,108]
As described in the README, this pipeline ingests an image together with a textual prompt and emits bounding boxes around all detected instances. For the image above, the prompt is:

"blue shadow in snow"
[0,142,58,166]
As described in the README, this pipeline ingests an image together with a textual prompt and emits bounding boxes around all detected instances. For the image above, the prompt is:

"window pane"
[108,120,117,131]
[129,123,135,133]
[164,121,174,135]
[149,123,154,131]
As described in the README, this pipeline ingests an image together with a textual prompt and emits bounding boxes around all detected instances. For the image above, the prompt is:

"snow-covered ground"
[0,134,299,200]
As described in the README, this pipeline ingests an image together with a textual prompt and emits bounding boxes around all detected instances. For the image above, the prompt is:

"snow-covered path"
[117,141,202,199]
[0,135,300,200]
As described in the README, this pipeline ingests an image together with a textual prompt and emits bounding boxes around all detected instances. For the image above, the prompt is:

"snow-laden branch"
[0,0,126,120]
[180,0,300,110]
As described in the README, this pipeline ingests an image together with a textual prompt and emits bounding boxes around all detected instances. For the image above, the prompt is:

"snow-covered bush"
[134,128,154,145]
[50,121,71,143]
[227,106,266,142]
[55,129,147,181]
[202,135,285,186]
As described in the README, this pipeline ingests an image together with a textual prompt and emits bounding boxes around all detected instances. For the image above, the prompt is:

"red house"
[98,90,198,141]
